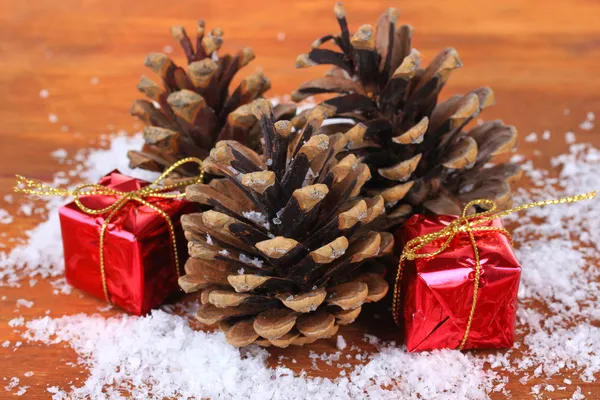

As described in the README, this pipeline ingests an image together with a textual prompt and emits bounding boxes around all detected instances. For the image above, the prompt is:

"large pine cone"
[128,20,297,177]
[293,3,521,227]
[179,99,393,347]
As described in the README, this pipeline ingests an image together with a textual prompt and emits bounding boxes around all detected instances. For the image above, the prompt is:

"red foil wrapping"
[397,214,521,352]
[58,171,195,315]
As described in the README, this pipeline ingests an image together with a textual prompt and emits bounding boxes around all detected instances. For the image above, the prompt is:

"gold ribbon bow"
[14,158,204,303]
[392,191,597,350]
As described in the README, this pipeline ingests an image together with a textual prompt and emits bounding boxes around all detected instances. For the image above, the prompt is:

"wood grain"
[1,0,600,398]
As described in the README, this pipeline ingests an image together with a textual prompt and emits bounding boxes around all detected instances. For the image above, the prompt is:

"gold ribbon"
[392,191,597,350]
[14,158,204,303]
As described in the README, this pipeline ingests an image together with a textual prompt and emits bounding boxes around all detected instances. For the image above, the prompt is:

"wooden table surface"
[1,0,599,398]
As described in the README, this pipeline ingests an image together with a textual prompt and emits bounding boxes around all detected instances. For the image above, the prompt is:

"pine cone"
[293,3,521,226]
[179,99,393,347]
[128,20,297,177]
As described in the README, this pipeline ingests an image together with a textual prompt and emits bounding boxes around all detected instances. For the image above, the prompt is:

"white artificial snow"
[302,168,318,188]
[565,131,576,144]
[542,130,551,140]
[524,132,537,142]
[20,312,501,399]
[579,112,595,131]
[48,114,58,123]
[239,254,264,269]
[4,377,19,391]
[16,299,34,308]
[14,386,28,396]
[39,89,49,98]
[572,387,585,399]
[309,188,326,200]
[18,203,33,217]
[90,77,100,85]
[317,141,329,150]
[336,335,347,351]
[0,209,13,224]
[242,211,270,230]
[9,316,24,327]
[51,149,68,160]
[579,120,594,131]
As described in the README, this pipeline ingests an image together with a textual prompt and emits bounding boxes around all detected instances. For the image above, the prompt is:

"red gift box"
[396,214,521,352]
[59,171,196,315]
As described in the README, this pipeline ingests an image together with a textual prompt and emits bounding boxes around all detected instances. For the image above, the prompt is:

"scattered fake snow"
[579,121,594,131]
[1,116,600,398]
[337,335,347,351]
[579,112,595,131]
[542,130,551,140]
[20,312,501,399]
[4,377,19,391]
[16,299,34,309]
[242,211,270,230]
[524,132,537,142]
[0,209,13,224]
[51,148,68,160]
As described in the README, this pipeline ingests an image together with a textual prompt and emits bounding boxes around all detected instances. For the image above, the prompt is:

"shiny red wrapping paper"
[58,171,195,315]
[397,214,521,352]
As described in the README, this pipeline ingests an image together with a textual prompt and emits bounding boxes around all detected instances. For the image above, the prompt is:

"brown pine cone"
[293,3,521,227]
[179,99,393,347]
[128,20,296,177]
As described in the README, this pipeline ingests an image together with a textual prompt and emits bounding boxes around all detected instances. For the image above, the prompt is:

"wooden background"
[1,0,599,398]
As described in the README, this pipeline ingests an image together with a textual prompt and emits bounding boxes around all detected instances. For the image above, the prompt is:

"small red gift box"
[59,171,196,315]
[396,214,521,352]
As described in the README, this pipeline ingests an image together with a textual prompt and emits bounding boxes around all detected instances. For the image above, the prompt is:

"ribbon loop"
[15,157,204,304]
[392,191,597,350]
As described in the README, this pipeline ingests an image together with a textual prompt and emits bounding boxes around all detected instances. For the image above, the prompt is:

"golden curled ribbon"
[392,191,597,351]
[14,158,204,303]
